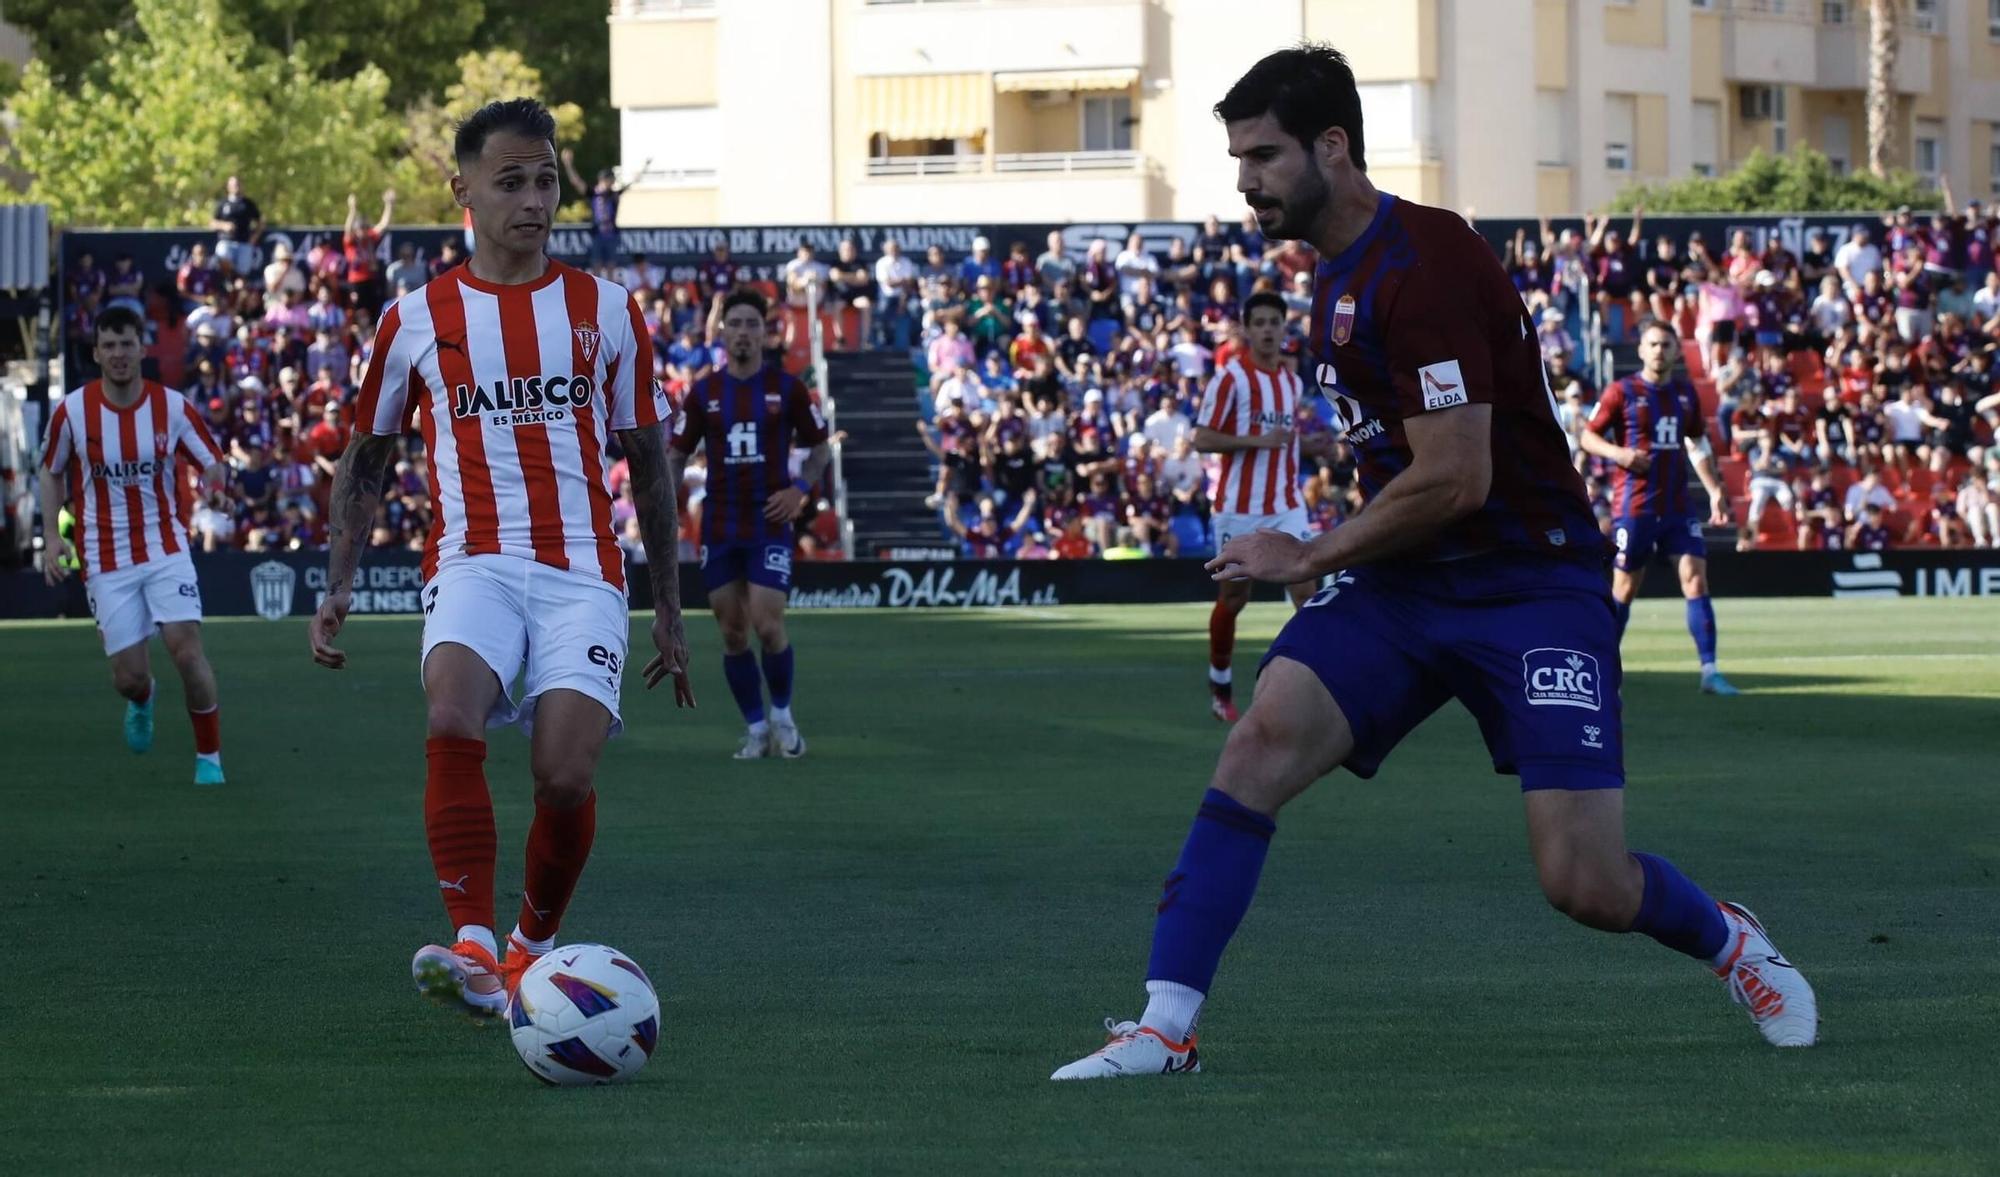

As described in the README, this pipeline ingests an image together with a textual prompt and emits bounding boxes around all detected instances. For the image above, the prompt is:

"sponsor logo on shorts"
[1581,724,1605,750]
[587,645,623,675]
[1522,648,1602,711]
[764,547,792,576]
[1419,360,1468,411]
[177,582,199,599]
[250,559,296,620]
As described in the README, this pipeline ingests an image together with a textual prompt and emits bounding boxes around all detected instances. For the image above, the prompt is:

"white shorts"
[419,556,629,739]
[1213,504,1313,549]
[85,551,202,656]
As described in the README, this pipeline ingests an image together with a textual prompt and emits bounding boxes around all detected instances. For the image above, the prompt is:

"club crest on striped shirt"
[1330,293,1356,346]
[573,321,601,366]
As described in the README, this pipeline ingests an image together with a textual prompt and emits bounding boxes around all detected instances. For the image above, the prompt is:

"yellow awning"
[992,68,1139,94]
[857,74,990,141]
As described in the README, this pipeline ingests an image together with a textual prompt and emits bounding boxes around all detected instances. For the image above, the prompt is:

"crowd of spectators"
[786,213,1336,559]
[1515,185,2000,551]
[60,177,846,563]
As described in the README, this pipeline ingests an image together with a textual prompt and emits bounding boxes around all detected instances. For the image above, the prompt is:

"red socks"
[519,792,597,943]
[1208,598,1237,676]
[188,706,221,756]
[424,736,496,934]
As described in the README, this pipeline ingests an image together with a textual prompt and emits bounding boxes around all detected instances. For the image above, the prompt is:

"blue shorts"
[1261,553,1624,787]
[700,542,793,593]
[1611,514,1705,572]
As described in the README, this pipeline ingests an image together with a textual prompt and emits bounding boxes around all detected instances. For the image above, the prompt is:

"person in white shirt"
[783,239,830,309]
[1843,468,1897,520]
[1159,433,1205,503]
[617,254,663,295]
[1882,395,1927,467]
[1114,232,1160,299]
[1167,326,1214,384]
[1973,272,2000,324]
[1832,225,1882,295]
[1144,396,1193,452]
[1808,275,1852,340]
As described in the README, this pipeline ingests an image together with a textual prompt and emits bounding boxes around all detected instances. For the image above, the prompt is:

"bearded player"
[39,305,231,785]
[309,99,694,1015]
[1577,320,1739,695]
[1195,290,1334,721]
[671,288,831,759]
[1052,45,1815,1080]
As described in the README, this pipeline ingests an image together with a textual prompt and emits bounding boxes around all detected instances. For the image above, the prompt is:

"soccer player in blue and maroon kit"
[1579,321,1739,694]
[670,289,831,760]
[1052,44,1817,1081]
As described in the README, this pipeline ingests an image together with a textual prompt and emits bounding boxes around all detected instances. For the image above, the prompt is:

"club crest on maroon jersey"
[1331,293,1356,346]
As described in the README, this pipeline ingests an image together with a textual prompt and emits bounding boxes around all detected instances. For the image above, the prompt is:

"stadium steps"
[1603,341,1729,543]
[828,351,952,555]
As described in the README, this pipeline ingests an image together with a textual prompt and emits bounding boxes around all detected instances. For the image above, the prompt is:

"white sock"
[508,926,555,956]
[1141,979,1204,1042]
[1700,661,1718,676]
[196,751,222,767]
[748,719,770,736]
[1208,665,1232,687]
[457,924,498,958]
[770,705,793,726]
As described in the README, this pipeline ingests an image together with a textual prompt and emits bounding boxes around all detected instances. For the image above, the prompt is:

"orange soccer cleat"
[498,933,547,997]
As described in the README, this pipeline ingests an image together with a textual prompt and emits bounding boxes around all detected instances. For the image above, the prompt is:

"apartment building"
[606,0,2000,224]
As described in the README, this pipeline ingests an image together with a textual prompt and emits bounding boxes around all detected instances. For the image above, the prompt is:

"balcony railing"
[866,151,1143,178]
[865,155,984,178]
[1710,0,1937,27]
[992,150,1141,173]
[614,0,714,15]
[636,166,719,186]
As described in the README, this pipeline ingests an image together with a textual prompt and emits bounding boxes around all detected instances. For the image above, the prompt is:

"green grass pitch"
[3,598,1997,1175]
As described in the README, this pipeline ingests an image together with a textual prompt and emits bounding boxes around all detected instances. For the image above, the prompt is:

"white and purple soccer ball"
[507,943,660,1086]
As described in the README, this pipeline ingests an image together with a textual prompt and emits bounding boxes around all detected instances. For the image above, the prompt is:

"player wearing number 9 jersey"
[670,288,832,761]
[1051,43,1815,1083]
[1579,321,1738,695]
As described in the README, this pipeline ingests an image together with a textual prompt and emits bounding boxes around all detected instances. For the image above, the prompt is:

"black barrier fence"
[7,548,2000,622]
[56,211,1868,338]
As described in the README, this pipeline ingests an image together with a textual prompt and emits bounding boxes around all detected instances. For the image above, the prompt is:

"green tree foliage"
[6,0,404,226]
[1609,147,1936,213]
[390,48,588,225]
[0,0,134,88]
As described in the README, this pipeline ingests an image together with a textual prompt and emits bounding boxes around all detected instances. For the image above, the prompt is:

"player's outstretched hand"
[309,590,351,670]
[40,545,69,587]
[764,486,809,523]
[1206,528,1311,585]
[642,611,695,708]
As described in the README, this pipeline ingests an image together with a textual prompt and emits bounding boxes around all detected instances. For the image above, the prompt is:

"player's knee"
[111,665,150,699]
[1213,711,1294,812]
[530,763,593,810]
[1682,570,1708,597]
[425,700,487,740]
[753,619,787,652]
[1538,857,1637,931]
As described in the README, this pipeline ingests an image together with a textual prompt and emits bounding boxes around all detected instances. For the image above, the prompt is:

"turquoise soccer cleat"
[124,696,155,754]
[193,759,226,787]
[1700,670,1741,696]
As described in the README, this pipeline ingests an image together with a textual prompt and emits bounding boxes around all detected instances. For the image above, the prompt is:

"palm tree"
[1866,0,1899,177]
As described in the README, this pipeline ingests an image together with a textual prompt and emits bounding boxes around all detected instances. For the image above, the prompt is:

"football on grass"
[507,943,660,1086]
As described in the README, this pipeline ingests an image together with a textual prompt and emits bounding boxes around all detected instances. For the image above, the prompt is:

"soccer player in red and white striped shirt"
[38,305,231,784]
[308,99,694,1019]
[1191,291,1335,721]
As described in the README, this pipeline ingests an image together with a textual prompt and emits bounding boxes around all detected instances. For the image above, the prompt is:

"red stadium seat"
[1680,340,1704,372]
[1756,504,1797,548]
[1829,465,1857,496]
[1719,456,1748,498]
[1877,465,1903,491]
[1906,467,1934,496]
[1788,350,1824,385]
[1692,377,1719,420]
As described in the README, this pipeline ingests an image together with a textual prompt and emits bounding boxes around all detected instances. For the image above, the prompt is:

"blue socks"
[1629,851,1729,961]
[1612,598,1631,639]
[1686,595,1718,671]
[761,645,795,710]
[1146,789,1275,993]
[721,650,765,725]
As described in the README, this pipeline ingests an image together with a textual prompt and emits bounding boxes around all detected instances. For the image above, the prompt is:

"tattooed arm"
[764,441,832,522]
[308,432,398,669]
[618,422,694,705]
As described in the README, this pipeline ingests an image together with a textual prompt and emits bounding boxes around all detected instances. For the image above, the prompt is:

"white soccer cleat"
[770,714,807,759]
[733,726,773,760]
[1713,902,1818,1047]
[1050,1018,1200,1081]
[411,939,508,1017]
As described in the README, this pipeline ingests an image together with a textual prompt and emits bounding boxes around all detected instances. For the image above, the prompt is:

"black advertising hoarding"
[6,549,2000,621]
